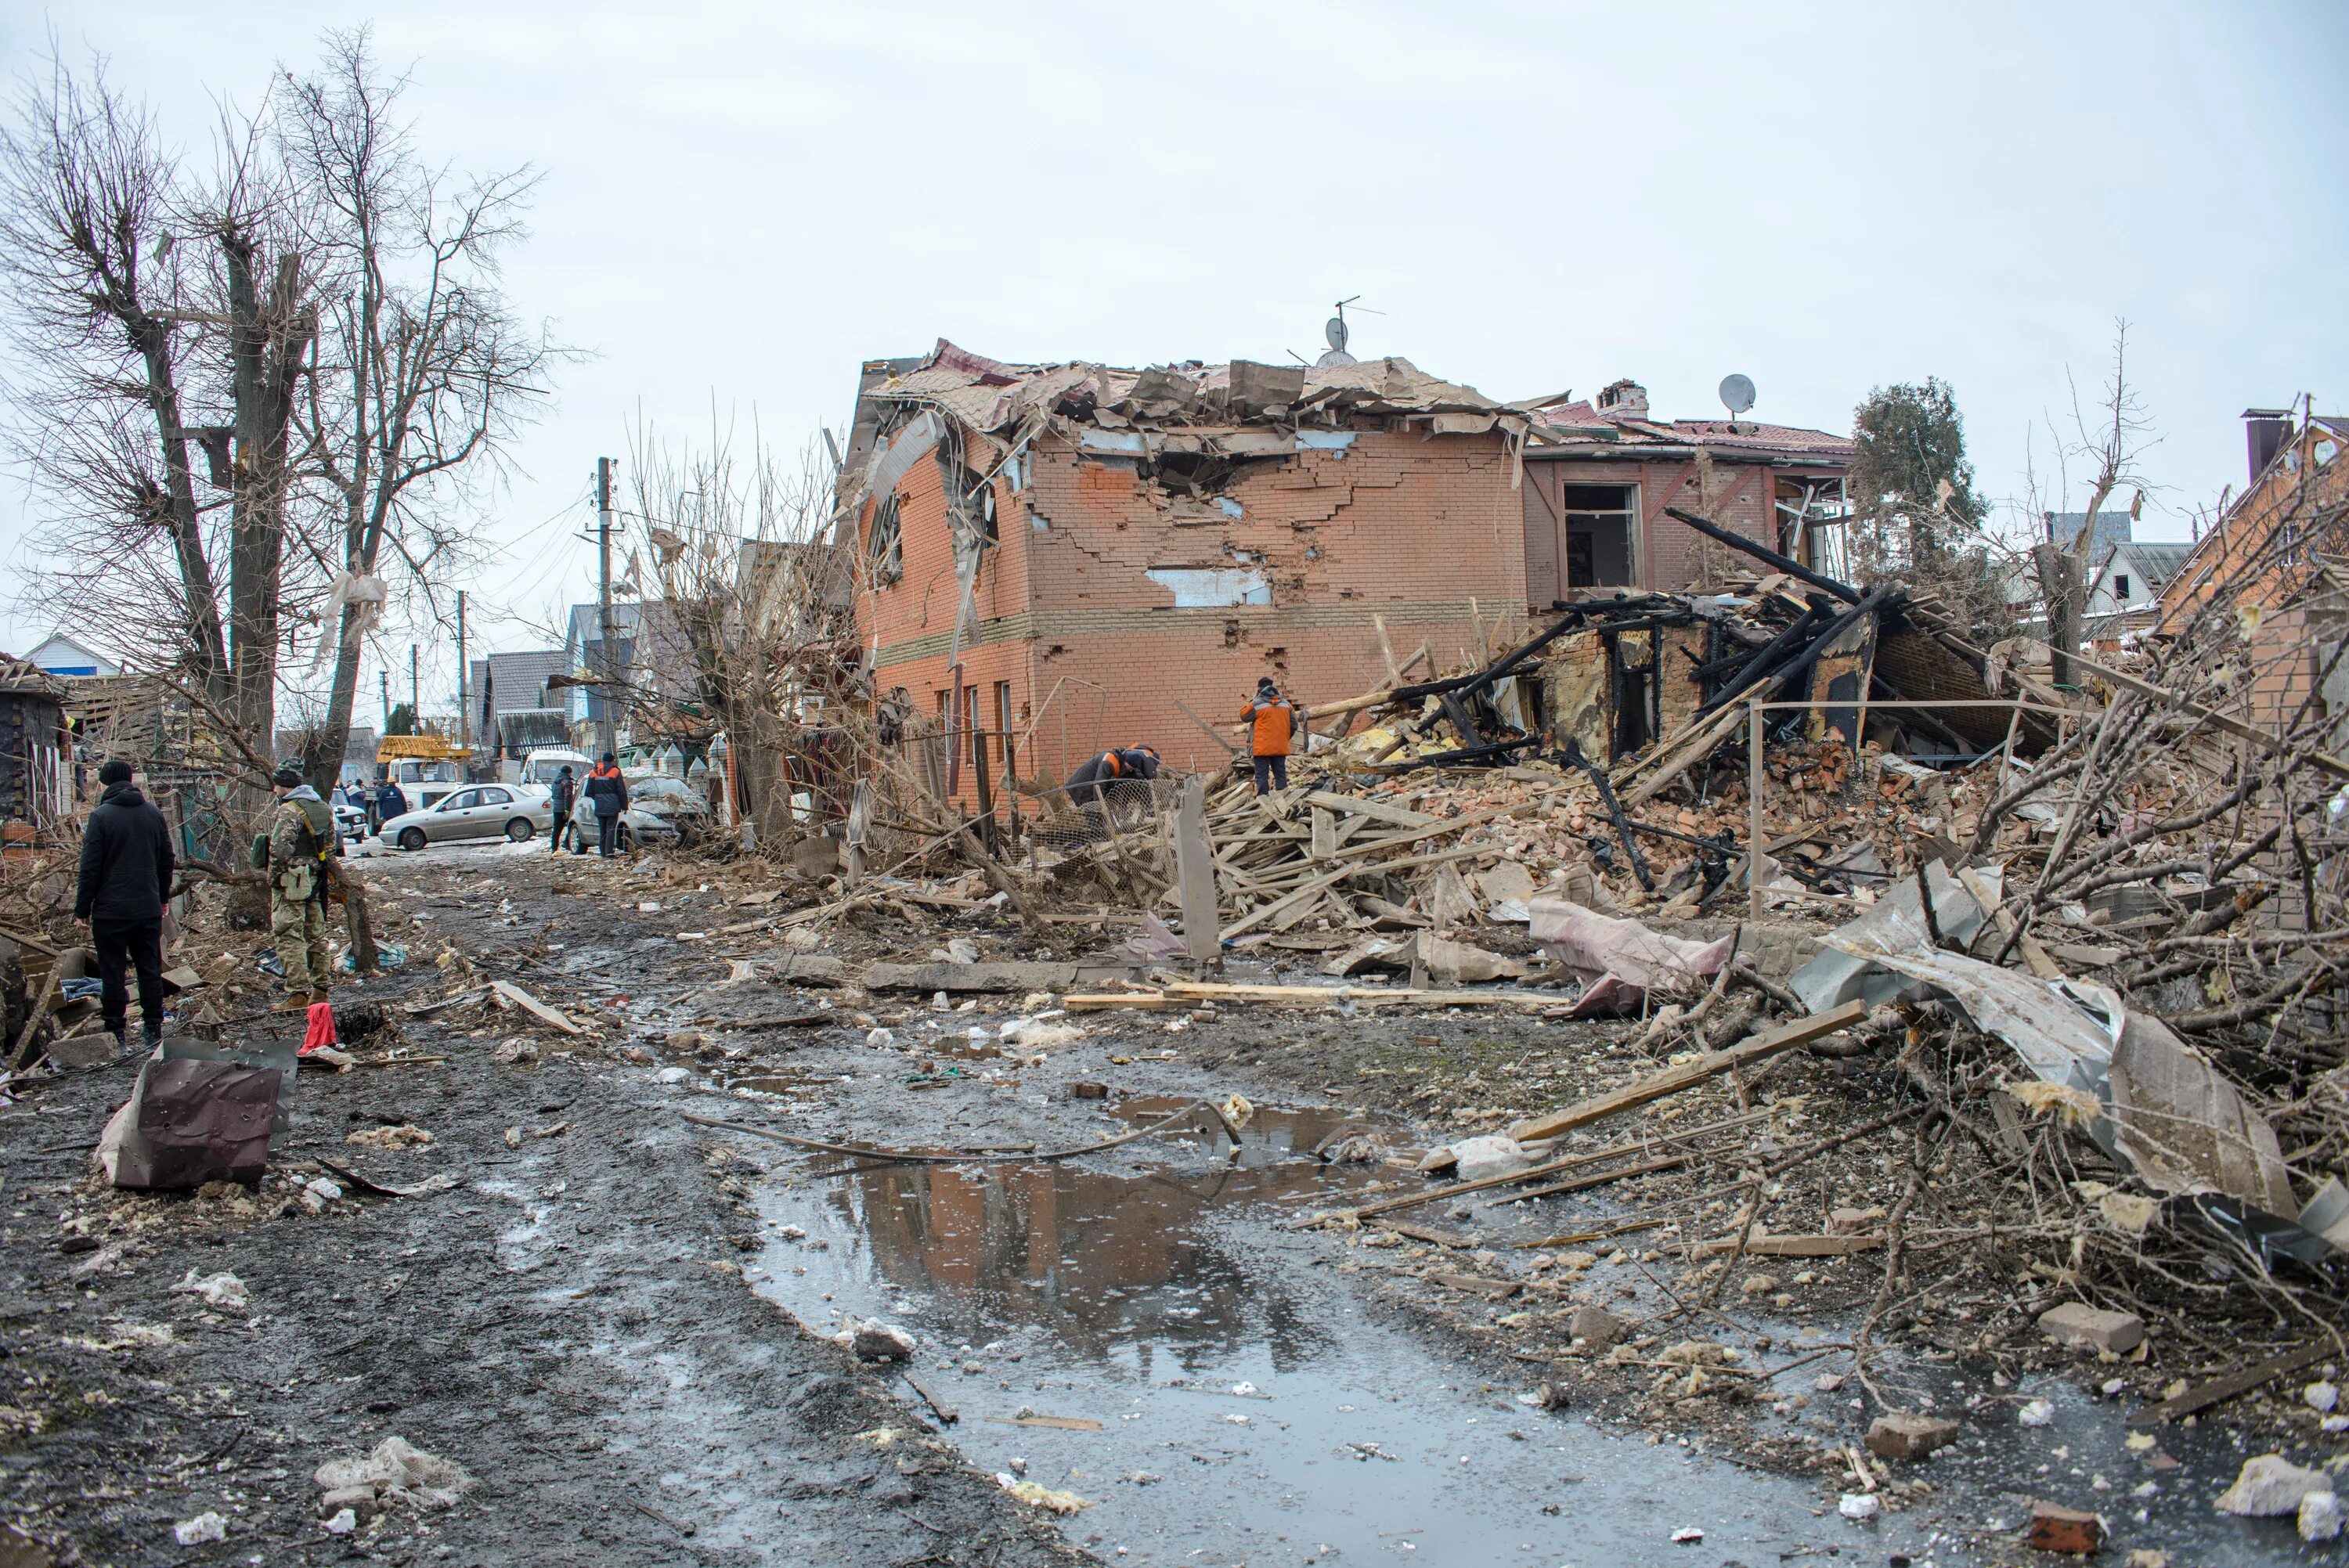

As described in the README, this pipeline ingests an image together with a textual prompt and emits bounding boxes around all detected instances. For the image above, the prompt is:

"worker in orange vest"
[1239,678,1294,796]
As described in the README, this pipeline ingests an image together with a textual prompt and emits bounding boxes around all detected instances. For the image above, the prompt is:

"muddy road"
[0,842,2320,1566]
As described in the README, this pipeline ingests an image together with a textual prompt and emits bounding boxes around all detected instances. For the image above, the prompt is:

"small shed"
[0,655,73,842]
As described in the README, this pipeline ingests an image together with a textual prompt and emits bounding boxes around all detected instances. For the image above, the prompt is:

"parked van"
[517,747,592,788]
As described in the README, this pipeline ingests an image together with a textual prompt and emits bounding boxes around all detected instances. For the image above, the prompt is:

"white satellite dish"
[1719,373,1756,416]
[1326,315,1350,354]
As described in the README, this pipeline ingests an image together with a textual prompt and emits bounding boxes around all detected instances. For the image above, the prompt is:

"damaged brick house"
[1518,379,1856,600]
[836,342,1853,798]
[2157,404,2349,733]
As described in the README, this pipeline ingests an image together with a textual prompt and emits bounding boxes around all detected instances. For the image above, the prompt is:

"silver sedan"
[379,783,553,851]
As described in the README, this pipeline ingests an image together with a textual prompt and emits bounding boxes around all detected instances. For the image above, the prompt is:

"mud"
[0,842,2326,1565]
[0,845,1080,1568]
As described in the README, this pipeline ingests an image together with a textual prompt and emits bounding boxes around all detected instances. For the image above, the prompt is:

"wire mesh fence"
[1019,773,1192,860]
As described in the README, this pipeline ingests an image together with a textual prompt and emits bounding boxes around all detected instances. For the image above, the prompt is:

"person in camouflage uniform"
[265,762,337,1011]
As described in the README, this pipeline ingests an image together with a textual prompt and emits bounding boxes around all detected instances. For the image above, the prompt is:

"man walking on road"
[265,762,336,1011]
[1239,678,1294,796]
[583,753,628,858]
[548,765,577,852]
[73,759,174,1050]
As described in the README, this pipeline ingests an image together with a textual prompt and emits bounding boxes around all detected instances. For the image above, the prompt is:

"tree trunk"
[222,239,315,787]
[129,319,231,698]
[325,856,378,972]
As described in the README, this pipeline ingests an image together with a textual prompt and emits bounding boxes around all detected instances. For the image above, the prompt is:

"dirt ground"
[0,848,1088,1568]
[2,838,2336,1566]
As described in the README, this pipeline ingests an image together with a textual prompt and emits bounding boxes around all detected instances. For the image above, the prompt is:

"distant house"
[2042,510,2195,618]
[560,602,697,732]
[467,650,567,749]
[0,655,73,839]
[24,632,118,679]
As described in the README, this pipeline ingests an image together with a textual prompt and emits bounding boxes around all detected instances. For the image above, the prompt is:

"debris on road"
[313,1435,474,1512]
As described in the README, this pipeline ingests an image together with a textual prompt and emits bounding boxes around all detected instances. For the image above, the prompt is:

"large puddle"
[746,1098,1950,1566]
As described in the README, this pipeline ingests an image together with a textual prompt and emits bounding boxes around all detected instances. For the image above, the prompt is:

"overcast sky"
[1,1,2343,716]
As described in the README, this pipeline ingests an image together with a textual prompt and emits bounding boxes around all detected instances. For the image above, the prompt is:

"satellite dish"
[1326,315,1350,353]
[1719,373,1756,416]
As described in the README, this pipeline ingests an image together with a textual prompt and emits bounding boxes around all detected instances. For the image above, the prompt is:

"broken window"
[2111,573,2131,603]
[868,495,903,583]
[1561,485,1636,589]
[1775,477,1850,579]
[937,455,998,549]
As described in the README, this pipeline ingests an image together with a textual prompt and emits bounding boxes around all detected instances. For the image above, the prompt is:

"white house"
[23,632,117,679]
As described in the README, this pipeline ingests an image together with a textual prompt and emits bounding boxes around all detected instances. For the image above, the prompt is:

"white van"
[518,747,593,788]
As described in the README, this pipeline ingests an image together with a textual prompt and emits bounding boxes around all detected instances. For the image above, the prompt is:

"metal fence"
[1021,772,1190,860]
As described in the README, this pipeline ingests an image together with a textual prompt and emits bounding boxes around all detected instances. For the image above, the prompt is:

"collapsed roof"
[838,340,1855,542]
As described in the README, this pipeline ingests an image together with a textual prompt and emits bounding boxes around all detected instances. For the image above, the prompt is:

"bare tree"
[2030,321,2157,687]
[0,52,228,689]
[626,426,864,848]
[281,27,558,789]
[0,43,318,788]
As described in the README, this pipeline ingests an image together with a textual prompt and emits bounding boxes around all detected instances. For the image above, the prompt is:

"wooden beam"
[1504,1000,1867,1144]
[1301,789,1439,830]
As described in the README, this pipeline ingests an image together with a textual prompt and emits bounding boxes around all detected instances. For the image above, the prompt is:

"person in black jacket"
[73,759,175,1048]
[547,766,576,852]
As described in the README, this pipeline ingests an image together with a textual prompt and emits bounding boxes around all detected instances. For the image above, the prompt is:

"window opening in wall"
[965,685,983,769]
[2111,573,2131,603]
[1774,476,1849,579]
[994,681,1013,766]
[938,454,998,548]
[868,495,903,582]
[1608,627,1660,755]
[1561,485,1636,589]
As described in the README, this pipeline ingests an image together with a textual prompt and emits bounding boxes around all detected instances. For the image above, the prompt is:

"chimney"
[2243,407,2292,485]
[1596,379,1651,421]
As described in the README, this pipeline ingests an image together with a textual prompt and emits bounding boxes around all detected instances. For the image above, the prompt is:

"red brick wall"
[1522,456,1838,600]
[861,426,1525,800]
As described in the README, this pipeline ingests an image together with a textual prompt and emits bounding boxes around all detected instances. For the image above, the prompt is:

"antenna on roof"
[1315,296,1373,369]
[1718,373,1756,421]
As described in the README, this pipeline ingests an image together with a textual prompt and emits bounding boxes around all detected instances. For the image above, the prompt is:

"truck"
[376,734,471,812]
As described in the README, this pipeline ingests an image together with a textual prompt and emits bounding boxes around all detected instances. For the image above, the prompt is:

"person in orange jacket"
[1239,677,1294,795]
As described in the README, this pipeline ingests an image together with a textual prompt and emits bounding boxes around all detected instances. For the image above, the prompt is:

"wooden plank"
[2128,1342,2335,1427]
[1320,1109,1776,1224]
[1687,1232,1885,1259]
[1301,789,1438,831]
[1309,807,1335,863]
[1504,1000,1867,1144]
[1172,776,1221,965]
[1489,1154,1688,1206]
[489,979,584,1036]
[1063,993,1179,1012]
[903,1370,958,1425]
[1158,981,1559,1010]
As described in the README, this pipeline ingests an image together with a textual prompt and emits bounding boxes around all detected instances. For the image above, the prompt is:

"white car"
[380,783,554,850]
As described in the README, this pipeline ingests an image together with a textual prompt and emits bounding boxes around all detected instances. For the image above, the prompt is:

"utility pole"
[410,643,419,730]
[456,589,469,756]
[596,456,619,760]
[380,669,389,733]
